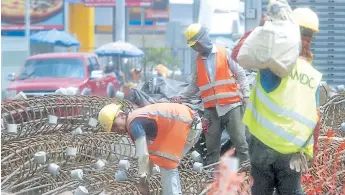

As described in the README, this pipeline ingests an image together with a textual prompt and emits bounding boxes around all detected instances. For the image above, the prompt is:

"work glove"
[242,97,249,108]
[289,152,309,173]
[138,174,150,195]
[201,118,210,133]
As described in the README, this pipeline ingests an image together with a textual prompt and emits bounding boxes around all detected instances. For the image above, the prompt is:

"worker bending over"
[98,103,202,195]
[240,8,322,194]
[177,23,250,167]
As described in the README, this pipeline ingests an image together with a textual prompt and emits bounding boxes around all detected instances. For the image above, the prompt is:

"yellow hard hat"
[292,8,319,33]
[98,103,122,133]
[185,23,202,46]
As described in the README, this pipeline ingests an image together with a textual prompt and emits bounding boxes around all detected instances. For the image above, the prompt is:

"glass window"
[90,57,100,70]
[18,58,85,80]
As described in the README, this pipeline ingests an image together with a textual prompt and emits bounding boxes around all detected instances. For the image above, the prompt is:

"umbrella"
[30,29,80,47]
[95,41,144,57]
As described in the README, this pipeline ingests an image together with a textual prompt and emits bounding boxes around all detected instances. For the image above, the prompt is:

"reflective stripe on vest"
[243,58,322,158]
[126,103,193,169]
[199,79,236,91]
[149,150,180,163]
[255,86,316,130]
[246,101,314,148]
[196,46,241,108]
[202,91,241,103]
[137,110,193,125]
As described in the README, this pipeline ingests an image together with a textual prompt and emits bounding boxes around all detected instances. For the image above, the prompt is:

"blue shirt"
[260,69,320,107]
[129,118,158,140]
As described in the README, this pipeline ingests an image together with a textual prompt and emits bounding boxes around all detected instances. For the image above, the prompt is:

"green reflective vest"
[243,57,322,158]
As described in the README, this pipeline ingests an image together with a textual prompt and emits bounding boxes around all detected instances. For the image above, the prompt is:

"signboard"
[1,0,64,32]
[145,9,169,19]
[94,0,168,33]
[84,0,152,7]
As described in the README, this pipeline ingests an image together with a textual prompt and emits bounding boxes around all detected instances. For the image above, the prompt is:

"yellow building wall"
[69,4,94,52]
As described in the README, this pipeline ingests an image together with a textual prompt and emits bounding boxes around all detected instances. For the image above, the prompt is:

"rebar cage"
[1,94,344,194]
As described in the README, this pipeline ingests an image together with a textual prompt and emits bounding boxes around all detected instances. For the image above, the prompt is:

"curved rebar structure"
[301,94,345,195]
[1,94,344,194]
[1,95,208,195]
[1,95,136,142]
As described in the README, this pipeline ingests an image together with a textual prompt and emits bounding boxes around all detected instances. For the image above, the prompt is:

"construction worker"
[178,23,250,167]
[130,67,142,83]
[156,64,169,78]
[98,103,202,195]
[240,8,322,194]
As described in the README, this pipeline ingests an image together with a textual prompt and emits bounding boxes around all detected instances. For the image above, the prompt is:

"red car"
[5,52,121,100]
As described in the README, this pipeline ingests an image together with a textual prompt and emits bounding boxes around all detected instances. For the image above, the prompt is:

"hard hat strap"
[300,27,314,38]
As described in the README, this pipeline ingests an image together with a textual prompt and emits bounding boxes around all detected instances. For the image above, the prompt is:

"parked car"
[4,52,121,100]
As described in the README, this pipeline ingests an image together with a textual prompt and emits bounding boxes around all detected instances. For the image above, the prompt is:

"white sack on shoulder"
[237,0,301,78]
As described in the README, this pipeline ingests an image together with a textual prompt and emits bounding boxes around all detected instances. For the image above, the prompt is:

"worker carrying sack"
[237,0,301,77]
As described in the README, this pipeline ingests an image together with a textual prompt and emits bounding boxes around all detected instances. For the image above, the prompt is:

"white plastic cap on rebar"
[48,163,60,176]
[192,162,203,172]
[14,91,27,100]
[48,115,58,125]
[114,171,128,181]
[71,169,84,180]
[66,147,77,157]
[7,124,18,134]
[74,186,89,195]
[93,159,105,170]
[115,91,125,100]
[71,127,83,135]
[34,151,47,164]
[119,160,130,171]
[191,151,202,162]
[88,118,98,127]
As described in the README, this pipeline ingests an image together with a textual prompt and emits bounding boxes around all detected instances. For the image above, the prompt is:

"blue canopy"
[30,29,80,47]
[95,41,144,57]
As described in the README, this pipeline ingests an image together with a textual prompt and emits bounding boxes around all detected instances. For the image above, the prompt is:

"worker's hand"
[138,175,150,195]
[289,152,309,173]
[242,97,249,105]
[170,96,183,104]
[201,118,210,133]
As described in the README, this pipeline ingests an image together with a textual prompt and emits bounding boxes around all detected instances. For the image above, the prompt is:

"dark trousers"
[204,106,249,165]
[249,136,304,195]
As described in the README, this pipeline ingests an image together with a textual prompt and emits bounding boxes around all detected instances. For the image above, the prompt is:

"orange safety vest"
[126,103,193,169]
[196,46,241,109]
[131,68,141,81]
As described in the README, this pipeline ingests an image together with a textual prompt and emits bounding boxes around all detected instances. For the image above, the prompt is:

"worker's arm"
[129,119,150,177]
[181,63,200,98]
[227,52,250,98]
[259,69,282,93]
[259,69,321,106]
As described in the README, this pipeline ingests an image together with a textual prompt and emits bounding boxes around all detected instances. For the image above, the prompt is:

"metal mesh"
[1,95,207,195]
[1,95,136,142]
[1,94,344,195]
[301,94,345,195]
